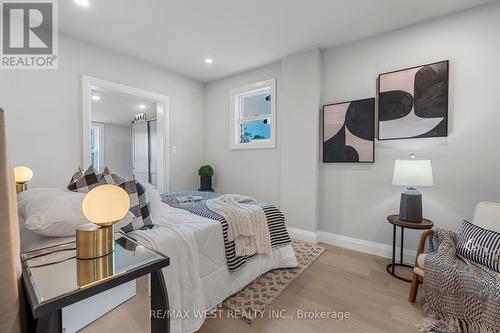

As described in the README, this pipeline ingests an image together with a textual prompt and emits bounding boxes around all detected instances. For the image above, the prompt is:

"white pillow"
[20,189,89,237]
[142,182,162,221]
[17,188,66,219]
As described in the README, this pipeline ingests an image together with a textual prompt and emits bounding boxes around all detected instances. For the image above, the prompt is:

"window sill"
[230,141,276,150]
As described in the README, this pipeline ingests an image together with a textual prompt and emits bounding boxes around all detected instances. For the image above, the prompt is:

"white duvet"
[18,189,297,333]
[129,203,298,333]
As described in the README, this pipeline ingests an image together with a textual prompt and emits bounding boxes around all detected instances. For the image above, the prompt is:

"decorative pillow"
[68,168,83,184]
[100,166,123,184]
[19,189,88,237]
[457,220,500,273]
[67,166,100,193]
[136,182,153,228]
[99,167,153,232]
[113,211,136,230]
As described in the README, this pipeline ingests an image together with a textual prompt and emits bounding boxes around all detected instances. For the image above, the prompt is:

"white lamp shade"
[392,159,434,187]
[82,185,130,226]
[14,166,33,183]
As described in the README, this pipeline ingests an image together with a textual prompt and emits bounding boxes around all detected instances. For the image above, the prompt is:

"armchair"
[409,201,500,303]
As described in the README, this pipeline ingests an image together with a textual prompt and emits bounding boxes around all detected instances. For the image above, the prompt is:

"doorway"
[82,76,169,193]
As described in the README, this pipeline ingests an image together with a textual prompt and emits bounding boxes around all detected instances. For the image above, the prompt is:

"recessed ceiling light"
[139,104,146,109]
[92,95,100,101]
[204,58,214,64]
[75,0,90,7]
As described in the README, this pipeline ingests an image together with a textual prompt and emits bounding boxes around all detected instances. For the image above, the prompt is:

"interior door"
[132,122,149,184]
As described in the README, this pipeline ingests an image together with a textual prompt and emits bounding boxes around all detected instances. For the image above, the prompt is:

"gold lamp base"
[76,223,115,259]
[16,182,26,194]
[77,253,115,286]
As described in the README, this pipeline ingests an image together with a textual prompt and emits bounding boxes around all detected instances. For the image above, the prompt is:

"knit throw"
[206,194,272,257]
[418,228,500,333]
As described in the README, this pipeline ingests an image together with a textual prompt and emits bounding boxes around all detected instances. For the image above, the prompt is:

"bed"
[18,188,298,333]
[130,199,297,333]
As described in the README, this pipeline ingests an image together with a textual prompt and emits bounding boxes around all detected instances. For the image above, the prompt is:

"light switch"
[172,146,177,154]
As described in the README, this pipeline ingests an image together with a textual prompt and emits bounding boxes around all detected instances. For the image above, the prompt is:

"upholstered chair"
[0,109,23,332]
[409,202,500,303]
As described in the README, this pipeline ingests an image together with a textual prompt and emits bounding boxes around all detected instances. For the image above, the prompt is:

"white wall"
[0,35,204,191]
[320,2,500,250]
[102,123,133,177]
[279,50,321,231]
[204,50,321,232]
[204,2,500,252]
[204,62,282,206]
[2,2,499,254]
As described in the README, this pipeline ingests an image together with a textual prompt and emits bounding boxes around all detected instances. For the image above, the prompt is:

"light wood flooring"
[82,243,425,333]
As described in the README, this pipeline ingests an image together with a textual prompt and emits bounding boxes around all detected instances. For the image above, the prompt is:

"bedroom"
[1,0,500,332]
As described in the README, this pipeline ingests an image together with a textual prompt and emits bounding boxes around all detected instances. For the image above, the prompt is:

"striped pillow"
[457,220,500,273]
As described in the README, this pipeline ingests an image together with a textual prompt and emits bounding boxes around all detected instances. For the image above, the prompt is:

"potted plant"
[198,165,214,192]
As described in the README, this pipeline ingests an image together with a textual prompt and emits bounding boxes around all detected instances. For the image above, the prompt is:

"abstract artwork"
[323,98,375,163]
[378,60,449,140]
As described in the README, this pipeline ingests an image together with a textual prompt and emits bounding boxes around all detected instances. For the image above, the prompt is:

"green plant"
[198,165,214,177]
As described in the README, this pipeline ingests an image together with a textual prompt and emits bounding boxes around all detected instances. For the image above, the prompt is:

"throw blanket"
[206,194,272,257]
[162,191,291,272]
[420,228,500,333]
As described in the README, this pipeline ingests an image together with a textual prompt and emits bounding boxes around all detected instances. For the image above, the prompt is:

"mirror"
[90,89,158,186]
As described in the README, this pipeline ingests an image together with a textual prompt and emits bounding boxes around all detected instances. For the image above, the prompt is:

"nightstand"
[386,215,433,282]
[21,232,170,333]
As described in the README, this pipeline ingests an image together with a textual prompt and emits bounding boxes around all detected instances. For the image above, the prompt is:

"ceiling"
[60,0,496,82]
[91,89,157,126]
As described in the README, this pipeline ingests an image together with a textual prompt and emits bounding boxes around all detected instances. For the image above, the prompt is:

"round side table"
[386,215,433,282]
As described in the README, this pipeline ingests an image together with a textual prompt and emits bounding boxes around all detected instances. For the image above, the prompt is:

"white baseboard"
[286,226,318,243]
[287,227,416,264]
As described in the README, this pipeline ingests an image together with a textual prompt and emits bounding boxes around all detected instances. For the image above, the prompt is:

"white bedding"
[18,192,297,333]
[129,203,298,333]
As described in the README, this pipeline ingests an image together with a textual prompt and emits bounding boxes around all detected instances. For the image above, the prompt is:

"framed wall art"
[323,98,375,163]
[378,60,449,140]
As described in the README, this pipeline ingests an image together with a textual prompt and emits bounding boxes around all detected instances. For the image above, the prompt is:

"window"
[230,78,276,149]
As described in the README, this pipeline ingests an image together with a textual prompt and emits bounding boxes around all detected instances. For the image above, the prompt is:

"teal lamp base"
[399,187,422,222]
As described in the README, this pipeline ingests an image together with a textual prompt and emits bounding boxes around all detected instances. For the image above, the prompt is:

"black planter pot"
[199,176,213,192]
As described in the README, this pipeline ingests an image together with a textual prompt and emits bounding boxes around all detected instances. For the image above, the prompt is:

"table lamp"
[392,154,433,222]
[77,184,130,259]
[14,166,33,193]
[77,252,115,286]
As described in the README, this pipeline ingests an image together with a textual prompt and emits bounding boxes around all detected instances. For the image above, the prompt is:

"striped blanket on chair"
[161,191,292,272]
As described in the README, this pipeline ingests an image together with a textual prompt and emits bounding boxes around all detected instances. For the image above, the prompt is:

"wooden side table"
[386,215,433,282]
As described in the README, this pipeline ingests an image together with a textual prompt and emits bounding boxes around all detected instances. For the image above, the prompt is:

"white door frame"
[82,75,170,193]
[90,121,105,172]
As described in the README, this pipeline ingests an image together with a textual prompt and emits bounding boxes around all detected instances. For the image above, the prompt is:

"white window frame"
[230,78,276,149]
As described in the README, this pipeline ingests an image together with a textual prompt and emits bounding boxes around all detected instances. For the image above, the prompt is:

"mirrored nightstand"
[21,232,170,333]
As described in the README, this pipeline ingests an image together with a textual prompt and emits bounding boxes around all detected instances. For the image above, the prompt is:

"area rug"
[223,239,325,323]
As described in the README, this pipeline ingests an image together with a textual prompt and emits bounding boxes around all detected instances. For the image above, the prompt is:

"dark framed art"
[322,98,375,163]
[378,60,449,140]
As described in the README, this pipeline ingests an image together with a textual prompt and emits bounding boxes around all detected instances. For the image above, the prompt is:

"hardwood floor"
[82,243,425,333]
